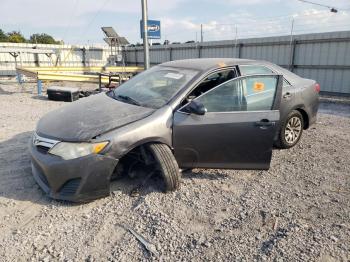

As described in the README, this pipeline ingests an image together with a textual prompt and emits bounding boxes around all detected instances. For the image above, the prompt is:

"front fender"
[101,106,173,159]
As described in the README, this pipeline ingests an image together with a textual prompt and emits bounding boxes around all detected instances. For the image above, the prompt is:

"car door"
[279,78,296,120]
[173,74,283,170]
[239,64,295,122]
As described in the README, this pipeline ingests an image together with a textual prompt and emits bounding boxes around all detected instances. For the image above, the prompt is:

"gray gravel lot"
[0,83,349,261]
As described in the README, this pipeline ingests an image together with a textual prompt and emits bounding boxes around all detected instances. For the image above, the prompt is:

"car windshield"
[109,66,199,108]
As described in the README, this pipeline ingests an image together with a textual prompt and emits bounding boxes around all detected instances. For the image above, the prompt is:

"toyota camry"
[30,58,319,202]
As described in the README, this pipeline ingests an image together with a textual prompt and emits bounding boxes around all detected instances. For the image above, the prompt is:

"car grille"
[37,145,50,154]
[32,133,59,154]
[59,178,81,196]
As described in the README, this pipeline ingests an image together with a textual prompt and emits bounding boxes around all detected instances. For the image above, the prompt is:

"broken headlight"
[49,141,109,160]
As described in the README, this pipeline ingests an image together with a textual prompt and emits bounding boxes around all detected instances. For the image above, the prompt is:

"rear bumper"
[309,113,317,127]
[30,142,118,202]
[308,96,319,128]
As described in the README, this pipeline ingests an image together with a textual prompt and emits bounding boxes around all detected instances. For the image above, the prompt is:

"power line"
[294,23,350,31]
[297,0,333,9]
[159,8,350,43]
[73,0,112,45]
[296,0,338,12]
[166,19,349,40]
[196,18,350,41]
[165,13,316,39]
[202,20,348,35]
[207,9,348,28]
[62,0,80,43]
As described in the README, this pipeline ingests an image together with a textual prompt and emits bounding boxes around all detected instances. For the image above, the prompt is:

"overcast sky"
[1,0,350,45]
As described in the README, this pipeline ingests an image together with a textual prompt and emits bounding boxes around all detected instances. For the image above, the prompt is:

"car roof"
[160,58,303,84]
[160,58,261,71]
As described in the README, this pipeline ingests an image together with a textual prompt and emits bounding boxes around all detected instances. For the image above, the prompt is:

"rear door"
[239,64,296,121]
[173,74,283,169]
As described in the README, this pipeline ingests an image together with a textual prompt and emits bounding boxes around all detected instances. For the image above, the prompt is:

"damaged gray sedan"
[30,58,319,202]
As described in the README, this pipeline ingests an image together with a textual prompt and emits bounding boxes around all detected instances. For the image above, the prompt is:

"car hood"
[36,93,155,142]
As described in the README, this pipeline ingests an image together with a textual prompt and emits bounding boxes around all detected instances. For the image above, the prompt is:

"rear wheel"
[275,110,304,149]
[147,143,181,191]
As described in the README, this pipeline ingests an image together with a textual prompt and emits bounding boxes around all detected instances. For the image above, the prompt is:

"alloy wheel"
[284,116,302,144]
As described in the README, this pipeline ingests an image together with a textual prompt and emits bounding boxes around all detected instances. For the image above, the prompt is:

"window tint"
[195,75,278,112]
[239,65,274,75]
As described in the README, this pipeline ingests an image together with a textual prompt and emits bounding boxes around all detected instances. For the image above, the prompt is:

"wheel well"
[111,142,170,180]
[295,108,309,129]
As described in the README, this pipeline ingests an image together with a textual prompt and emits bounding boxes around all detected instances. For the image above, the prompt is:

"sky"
[1,0,350,45]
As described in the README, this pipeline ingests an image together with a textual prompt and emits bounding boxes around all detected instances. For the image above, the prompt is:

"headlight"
[49,141,109,160]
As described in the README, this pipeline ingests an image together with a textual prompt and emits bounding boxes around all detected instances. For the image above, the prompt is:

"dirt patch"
[0,83,349,261]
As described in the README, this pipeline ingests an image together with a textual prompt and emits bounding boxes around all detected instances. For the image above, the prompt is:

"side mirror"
[185,100,207,115]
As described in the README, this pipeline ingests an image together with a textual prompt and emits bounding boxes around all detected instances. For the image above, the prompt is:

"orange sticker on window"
[253,82,265,92]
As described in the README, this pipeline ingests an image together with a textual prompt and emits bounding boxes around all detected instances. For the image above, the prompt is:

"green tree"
[7,31,26,43]
[29,33,61,44]
[0,29,8,42]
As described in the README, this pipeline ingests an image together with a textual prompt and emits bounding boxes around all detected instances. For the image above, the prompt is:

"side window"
[244,76,278,111]
[196,78,244,112]
[240,65,291,88]
[195,75,278,112]
[239,65,274,75]
[188,69,236,98]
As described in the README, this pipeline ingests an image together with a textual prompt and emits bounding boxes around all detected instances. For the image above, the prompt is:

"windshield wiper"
[116,95,142,106]
[108,92,142,106]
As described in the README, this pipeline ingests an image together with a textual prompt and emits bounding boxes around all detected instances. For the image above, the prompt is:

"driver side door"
[173,74,283,169]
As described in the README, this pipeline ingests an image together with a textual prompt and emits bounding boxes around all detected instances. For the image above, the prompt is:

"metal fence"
[125,31,350,95]
[0,42,113,77]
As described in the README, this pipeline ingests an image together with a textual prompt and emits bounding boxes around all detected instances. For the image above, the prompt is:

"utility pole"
[200,24,203,43]
[141,0,150,69]
[289,18,295,46]
[234,25,238,50]
[289,18,295,71]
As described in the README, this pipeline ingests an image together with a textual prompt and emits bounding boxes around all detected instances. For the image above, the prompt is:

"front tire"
[275,110,304,149]
[147,143,181,192]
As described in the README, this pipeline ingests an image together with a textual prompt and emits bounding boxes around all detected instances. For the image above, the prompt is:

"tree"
[7,31,26,43]
[29,33,61,44]
[0,29,8,42]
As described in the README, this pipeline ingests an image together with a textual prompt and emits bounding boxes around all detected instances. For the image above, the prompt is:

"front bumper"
[29,142,118,202]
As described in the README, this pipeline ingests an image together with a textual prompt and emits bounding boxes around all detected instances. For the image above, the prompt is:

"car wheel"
[275,110,304,149]
[147,143,181,191]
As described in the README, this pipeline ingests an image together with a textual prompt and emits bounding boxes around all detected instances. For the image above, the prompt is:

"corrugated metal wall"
[0,42,112,77]
[125,31,350,95]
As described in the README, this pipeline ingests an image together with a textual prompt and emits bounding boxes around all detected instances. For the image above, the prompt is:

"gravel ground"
[0,83,349,261]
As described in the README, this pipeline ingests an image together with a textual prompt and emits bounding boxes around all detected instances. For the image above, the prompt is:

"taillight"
[314,83,320,93]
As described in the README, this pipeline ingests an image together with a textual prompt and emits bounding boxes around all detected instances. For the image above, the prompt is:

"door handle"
[283,92,292,99]
[255,119,275,127]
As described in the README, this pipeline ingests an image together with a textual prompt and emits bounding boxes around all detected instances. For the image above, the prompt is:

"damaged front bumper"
[29,142,118,202]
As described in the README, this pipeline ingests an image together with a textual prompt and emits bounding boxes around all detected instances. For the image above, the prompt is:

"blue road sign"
[140,20,161,39]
